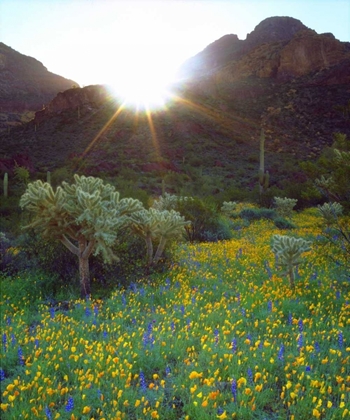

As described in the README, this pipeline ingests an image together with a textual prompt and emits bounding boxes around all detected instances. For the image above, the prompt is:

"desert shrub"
[274,197,298,218]
[174,196,221,242]
[273,217,296,230]
[239,208,276,222]
[200,215,234,242]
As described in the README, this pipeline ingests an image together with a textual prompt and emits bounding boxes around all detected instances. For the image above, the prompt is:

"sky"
[1,0,349,94]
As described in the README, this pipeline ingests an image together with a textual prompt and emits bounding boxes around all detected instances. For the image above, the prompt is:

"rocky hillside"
[0,17,349,201]
[0,42,77,131]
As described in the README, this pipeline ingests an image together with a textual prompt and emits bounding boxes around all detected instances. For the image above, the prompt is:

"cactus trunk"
[78,238,92,298]
[153,236,167,264]
[145,233,154,266]
[4,173,8,198]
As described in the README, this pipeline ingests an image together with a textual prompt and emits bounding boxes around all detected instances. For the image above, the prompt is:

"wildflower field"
[1,210,349,419]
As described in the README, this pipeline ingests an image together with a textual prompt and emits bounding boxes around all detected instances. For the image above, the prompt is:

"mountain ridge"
[0,16,349,203]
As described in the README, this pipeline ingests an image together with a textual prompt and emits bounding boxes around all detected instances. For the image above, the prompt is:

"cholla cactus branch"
[274,197,298,219]
[272,234,311,289]
[20,175,143,297]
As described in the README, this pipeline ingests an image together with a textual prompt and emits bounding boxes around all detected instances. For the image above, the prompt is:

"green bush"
[239,208,276,222]
[273,217,296,230]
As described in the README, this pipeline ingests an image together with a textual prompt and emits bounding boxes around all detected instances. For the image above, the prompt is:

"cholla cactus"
[274,197,298,219]
[20,175,143,297]
[221,201,238,217]
[272,235,311,289]
[317,202,343,226]
[153,210,190,264]
[152,193,192,211]
[128,208,160,266]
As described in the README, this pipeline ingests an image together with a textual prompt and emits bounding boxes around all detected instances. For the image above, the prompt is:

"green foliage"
[239,208,276,222]
[317,202,343,226]
[273,217,296,230]
[19,175,144,297]
[274,196,298,219]
[271,234,312,289]
[13,164,30,188]
[300,133,350,206]
[220,201,238,217]
[173,196,218,242]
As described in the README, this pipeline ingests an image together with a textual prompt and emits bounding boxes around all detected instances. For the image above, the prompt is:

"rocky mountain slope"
[0,17,349,201]
[0,42,77,131]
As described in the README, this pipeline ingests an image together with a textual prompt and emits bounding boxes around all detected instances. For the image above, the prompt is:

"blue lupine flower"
[0,369,5,381]
[65,396,74,412]
[11,334,16,345]
[298,319,303,332]
[44,406,52,419]
[85,307,91,317]
[268,300,272,312]
[214,328,219,345]
[305,366,311,372]
[297,333,303,351]
[217,407,224,415]
[338,331,343,349]
[191,296,196,304]
[49,307,55,319]
[278,344,285,361]
[171,322,175,332]
[35,339,39,349]
[314,341,320,353]
[232,337,237,353]
[247,368,253,384]
[18,346,24,366]
[94,305,99,317]
[336,290,340,299]
[6,317,11,326]
[139,371,147,391]
[103,331,108,339]
[181,305,185,315]
[241,308,246,317]
[165,366,171,376]
[122,294,126,306]
[231,378,237,401]
[2,333,7,351]
[288,313,292,325]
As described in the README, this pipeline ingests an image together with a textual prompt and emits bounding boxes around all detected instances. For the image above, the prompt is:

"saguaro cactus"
[272,235,311,289]
[20,175,143,297]
[259,129,269,196]
[3,173,8,198]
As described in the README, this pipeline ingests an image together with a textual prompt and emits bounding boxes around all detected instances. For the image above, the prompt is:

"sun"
[106,59,176,111]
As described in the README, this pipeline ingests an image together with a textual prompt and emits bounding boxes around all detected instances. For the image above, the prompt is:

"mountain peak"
[245,16,309,45]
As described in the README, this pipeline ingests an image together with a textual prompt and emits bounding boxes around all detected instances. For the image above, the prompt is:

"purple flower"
[338,331,343,349]
[297,333,303,351]
[18,346,24,366]
[278,344,285,361]
[231,378,237,401]
[44,406,52,419]
[65,396,74,412]
[2,333,7,351]
[247,368,253,384]
[268,300,272,312]
[165,366,171,376]
[232,337,237,353]
[214,328,219,345]
[0,369,5,381]
[49,307,55,319]
[298,319,303,332]
[139,371,147,391]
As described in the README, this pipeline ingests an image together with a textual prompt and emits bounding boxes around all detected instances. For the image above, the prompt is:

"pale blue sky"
[1,0,349,88]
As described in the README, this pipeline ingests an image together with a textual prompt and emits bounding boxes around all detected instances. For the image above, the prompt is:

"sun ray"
[74,102,126,172]
[145,107,161,162]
